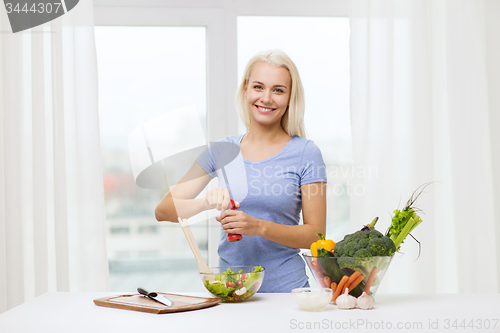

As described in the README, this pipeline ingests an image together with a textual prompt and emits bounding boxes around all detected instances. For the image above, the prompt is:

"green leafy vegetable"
[204,280,234,298]
[204,266,263,301]
[385,183,431,252]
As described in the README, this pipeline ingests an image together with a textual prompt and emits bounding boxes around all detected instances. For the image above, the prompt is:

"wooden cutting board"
[94,293,221,314]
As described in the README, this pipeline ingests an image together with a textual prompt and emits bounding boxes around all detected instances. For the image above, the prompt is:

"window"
[94,1,350,291]
[95,26,208,292]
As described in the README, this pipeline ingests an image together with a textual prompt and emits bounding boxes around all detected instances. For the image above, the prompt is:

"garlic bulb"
[336,288,356,309]
[356,292,375,310]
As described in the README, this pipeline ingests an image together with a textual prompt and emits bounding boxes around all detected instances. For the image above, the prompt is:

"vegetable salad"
[204,266,264,302]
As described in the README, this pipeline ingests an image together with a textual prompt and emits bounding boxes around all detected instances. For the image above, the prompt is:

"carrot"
[364,267,378,294]
[346,270,361,288]
[332,275,349,304]
[330,282,337,293]
[324,276,332,288]
[346,274,364,292]
[319,276,327,288]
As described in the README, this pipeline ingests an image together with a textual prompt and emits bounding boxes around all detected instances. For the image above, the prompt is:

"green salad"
[204,266,263,301]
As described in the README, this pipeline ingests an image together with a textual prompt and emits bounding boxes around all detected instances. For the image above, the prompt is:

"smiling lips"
[255,105,277,114]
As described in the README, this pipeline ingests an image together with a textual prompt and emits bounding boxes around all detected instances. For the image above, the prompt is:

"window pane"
[237,17,351,282]
[95,26,207,292]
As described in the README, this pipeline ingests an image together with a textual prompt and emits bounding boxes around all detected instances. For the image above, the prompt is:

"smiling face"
[244,62,292,129]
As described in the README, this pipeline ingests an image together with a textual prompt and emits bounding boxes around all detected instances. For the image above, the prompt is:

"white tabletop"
[0,292,499,332]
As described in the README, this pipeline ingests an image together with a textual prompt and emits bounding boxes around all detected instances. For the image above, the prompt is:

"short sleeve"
[300,141,327,186]
[195,146,216,178]
[195,137,242,179]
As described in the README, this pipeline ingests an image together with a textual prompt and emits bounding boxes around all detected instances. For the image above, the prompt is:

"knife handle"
[137,287,154,297]
[226,200,242,242]
[137,287,148,295]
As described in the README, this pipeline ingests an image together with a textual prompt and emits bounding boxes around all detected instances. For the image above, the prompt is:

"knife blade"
[137,288,173,306]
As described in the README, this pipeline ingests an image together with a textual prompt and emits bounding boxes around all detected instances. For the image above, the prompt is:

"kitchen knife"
[137,288,173,306]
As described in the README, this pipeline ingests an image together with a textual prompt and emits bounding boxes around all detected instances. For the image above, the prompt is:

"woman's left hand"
[216,209,261,237]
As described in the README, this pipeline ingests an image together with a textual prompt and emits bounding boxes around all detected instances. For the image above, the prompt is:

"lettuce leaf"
[204,280,234,298]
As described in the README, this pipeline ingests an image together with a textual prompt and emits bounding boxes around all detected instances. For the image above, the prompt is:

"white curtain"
[0,1,109,313]
[349,0,500,293]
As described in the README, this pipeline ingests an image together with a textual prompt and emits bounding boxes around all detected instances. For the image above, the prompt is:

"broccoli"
[333,229,396,258]
[332,227,396,296]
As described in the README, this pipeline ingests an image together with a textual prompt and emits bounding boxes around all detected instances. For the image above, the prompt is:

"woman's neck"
[244,122,290,145]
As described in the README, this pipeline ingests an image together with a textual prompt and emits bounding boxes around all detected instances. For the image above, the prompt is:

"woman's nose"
[260,90,272,104]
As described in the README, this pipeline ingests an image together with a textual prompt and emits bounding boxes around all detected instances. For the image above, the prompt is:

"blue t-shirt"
[196,134,327,292]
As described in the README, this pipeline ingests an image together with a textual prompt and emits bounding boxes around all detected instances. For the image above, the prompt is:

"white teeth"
[258,106,273,111]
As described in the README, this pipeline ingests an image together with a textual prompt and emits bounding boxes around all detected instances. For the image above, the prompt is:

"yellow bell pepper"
[310,232,336,256]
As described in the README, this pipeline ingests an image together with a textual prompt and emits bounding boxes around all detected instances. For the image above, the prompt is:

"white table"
[1,292,499,332]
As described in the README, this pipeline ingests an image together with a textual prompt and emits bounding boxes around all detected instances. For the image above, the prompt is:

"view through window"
[95,17,350,291]
[95,26,208,292]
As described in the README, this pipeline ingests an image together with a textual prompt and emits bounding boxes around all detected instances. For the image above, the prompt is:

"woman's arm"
[155,162,210,222]
[218,182,327,248]
[155,162,233,222]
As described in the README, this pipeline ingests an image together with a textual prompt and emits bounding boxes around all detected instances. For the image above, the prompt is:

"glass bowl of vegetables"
[200,266,265,302]
[302,252,393,298]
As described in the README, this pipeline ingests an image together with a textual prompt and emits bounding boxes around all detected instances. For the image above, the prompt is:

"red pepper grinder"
[226,199,242,242]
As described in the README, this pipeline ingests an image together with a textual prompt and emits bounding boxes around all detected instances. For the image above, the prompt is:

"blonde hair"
[236,49,306,138]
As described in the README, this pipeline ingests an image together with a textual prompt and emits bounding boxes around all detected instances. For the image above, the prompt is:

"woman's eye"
[274,88,284,93]
[253,85,262,90]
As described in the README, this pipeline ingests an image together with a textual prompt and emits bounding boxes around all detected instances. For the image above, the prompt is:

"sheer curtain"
[0,1,109,313]
[349,0,500,293]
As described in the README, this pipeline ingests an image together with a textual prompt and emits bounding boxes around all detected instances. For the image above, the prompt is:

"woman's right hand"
[203,187,234,211]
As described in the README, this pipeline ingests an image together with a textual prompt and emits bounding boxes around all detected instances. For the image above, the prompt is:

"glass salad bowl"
[302,252,393,297]
[200,266,265,302]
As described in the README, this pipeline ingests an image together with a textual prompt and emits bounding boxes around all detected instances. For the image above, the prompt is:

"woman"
[155,49,327,292]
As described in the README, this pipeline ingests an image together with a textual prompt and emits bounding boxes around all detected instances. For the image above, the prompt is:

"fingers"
[215,189,225,210]
[206,187,232,210]
[220,217,241,234]
[218,209,234,222]
[219,211,241,228]
[221,188,231,211]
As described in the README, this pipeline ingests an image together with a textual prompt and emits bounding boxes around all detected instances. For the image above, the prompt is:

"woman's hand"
[216,209,262,237]
[203,187,234,211]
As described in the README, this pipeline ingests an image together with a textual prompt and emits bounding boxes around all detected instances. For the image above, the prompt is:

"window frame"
[93,0,349,266]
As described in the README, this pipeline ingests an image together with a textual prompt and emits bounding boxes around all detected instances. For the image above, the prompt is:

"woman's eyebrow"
[251,81,287,89]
